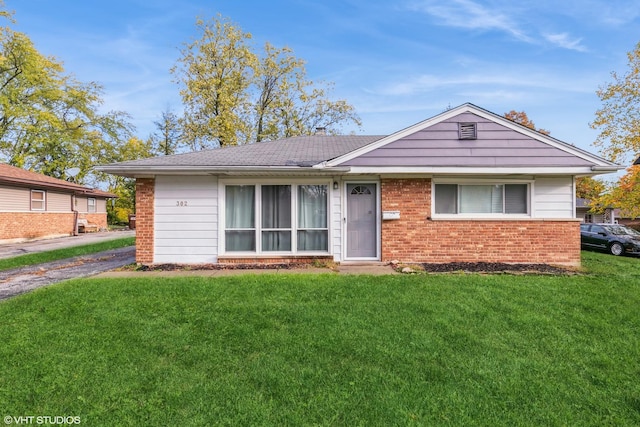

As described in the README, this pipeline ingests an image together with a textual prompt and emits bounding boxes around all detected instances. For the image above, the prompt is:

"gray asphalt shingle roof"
[112,135,384,167]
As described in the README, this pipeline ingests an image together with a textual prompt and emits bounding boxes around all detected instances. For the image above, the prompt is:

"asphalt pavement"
[0,230,135,259]
[0,231,136,301]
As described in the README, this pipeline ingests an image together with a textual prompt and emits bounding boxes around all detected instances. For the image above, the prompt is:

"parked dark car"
[580,223,640,256]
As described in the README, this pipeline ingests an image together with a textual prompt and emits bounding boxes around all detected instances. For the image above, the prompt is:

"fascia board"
[344,166,619,175]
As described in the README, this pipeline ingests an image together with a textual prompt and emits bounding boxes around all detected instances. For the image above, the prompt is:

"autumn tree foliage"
[592,166,640,218]
[0,8,133,185]
[576,176,606,201]
[504,110,550,135]
[591,41,640,164]
[587,41,640,217]
[172,15,361,149]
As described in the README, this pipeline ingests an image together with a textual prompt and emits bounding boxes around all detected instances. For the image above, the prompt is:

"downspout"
[72,194,79,236]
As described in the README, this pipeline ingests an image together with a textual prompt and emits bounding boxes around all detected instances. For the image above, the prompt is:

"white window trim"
[88,197,96,213]
[431,178,533,220]
[30,189,46,211]
[219,178,332,256]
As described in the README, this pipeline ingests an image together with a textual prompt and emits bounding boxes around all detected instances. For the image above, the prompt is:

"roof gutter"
[590,165,624,172]
[95,165,352,177]
[0,177,86,193]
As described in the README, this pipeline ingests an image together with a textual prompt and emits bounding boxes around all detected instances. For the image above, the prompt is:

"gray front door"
[346,183,377,258]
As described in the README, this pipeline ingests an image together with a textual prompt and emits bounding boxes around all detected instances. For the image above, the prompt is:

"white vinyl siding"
[0,186,30,211]
[48,192,71,212]
[76,196,107,213]
[533,176,575,218]
[97,199,107,213]
[76,197,88,212]
[154,175,218,264]
[331,181,342,262]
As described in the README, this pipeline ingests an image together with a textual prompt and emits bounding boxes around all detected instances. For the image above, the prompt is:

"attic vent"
[458,122,477,140]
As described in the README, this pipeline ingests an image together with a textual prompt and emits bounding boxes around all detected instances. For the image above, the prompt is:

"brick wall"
[0,212,75,240]
[381,178,581,266]
[79,213,108,230]
[217,256,333,265]
[135,178,155,264]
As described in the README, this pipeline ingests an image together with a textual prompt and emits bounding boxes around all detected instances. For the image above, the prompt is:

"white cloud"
[545,33,588,52]
[368,66,599,98]
[409,0,534,43]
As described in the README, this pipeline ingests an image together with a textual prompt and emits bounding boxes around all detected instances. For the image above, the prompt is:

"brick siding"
[79,213,108,230]
[0,212,75,240]
[0,211,110,241]
[381,178,581,266]
[217,256,333,265]
[135,178,155,264]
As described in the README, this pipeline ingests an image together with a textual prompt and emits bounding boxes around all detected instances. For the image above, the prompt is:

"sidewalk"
[0,230,136,259]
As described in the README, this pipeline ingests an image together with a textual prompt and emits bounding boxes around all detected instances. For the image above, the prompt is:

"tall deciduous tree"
[172,15,360,149]
[504,110,550,135]
[591,41,640,164]
[0,7,133,185]
[172,16,255,149]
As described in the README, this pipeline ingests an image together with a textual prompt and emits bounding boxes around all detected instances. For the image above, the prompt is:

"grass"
[0,251,639,426]
[0,237,135,271]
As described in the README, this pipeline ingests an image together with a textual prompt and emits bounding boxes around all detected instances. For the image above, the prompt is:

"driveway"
[0,230,135,259]
[0,231,136,301]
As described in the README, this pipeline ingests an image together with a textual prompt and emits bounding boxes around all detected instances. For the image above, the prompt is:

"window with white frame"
[434,183,529,215]
[31,190,46,211]
[224,183,329,253]
[88,198,96,213]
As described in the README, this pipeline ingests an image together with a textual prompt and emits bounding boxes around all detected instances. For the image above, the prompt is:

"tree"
[172,15,360,148]
[250,43,361,142]
[591,41,640,164]
[150,108,183,155]
[576,176,606,201]
[101,137,154,224]
[172,16,255,149]
[0,8,133,185]
[504,110,550,135]
[591,166,640,218]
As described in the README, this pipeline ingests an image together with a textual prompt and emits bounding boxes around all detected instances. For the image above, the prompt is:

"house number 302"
[176,201,188,207]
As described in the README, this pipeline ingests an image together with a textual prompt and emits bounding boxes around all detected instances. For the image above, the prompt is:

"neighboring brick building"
[0,164,116,242]
[98,103,622,267]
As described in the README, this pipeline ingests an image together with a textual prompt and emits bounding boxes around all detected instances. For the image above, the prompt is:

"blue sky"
[6,0,640,163]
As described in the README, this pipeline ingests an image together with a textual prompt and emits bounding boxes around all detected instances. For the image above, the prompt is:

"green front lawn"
[0,251,638,426]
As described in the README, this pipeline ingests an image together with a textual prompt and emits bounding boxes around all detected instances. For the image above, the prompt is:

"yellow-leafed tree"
[171,15,360,149]
[591,41,640,164]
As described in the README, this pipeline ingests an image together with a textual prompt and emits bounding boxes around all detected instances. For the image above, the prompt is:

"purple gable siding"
[340,112,594,167]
